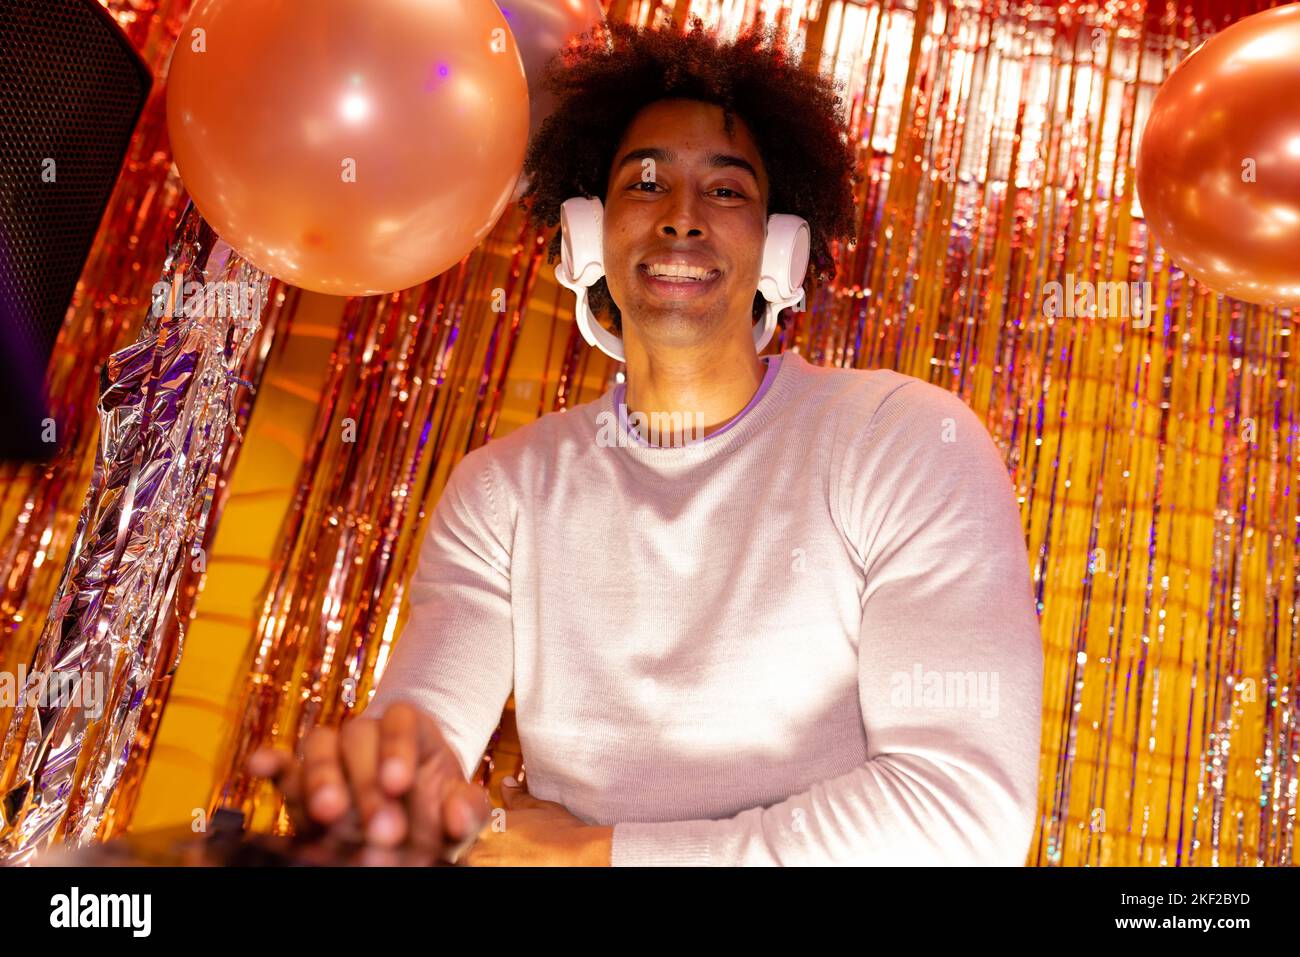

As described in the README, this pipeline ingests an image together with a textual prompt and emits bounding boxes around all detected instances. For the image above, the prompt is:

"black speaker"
[0,0,152,461]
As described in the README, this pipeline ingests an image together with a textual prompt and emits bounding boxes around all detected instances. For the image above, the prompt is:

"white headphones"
[553,196,810,362]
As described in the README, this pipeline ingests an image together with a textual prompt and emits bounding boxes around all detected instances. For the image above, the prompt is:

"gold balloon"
[1136,4,1300,307]
[166,0,530,297]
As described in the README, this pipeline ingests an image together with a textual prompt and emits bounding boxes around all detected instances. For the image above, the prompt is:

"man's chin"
[619,305,729,343]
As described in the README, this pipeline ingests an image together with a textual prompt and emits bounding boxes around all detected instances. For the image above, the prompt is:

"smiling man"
[250,18,1044,867]
[599,98,774,440]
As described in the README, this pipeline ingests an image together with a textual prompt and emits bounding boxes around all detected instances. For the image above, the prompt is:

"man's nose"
[655,190,707,238]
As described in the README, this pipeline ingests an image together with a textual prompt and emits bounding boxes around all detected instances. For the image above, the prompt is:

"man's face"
[602,98,770,347]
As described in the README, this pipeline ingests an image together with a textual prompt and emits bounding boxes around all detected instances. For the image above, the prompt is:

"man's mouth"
[637,263,722,298]
[639,263,721,282]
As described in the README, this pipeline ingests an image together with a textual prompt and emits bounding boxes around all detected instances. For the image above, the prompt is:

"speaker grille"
[0,0,151,459]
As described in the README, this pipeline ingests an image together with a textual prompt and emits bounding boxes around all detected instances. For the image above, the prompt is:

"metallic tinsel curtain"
[802,0,1294,866]
[0,204,278,861]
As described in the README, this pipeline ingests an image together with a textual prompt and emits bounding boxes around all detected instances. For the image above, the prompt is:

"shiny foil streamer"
[98,278,294,844]
[0,201,270,862]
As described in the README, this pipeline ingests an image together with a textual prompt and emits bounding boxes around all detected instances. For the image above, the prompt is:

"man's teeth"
[645,264,714,281]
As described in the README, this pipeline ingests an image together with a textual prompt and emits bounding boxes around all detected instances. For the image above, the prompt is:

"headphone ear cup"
[759,214,810,302]
[558,196,605,286]
[753,214,809,354]
[555,196,626,361]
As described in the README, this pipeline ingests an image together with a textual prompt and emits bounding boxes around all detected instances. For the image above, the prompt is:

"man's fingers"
[302,727,351,824]
[406,748,468,855]
[440,781,491,865]
[246,747,313,833]
[339,719,407,846]
[247,711,471,854]
[247,747,293,784]
[444,780,491,840]
[378,704,420,796]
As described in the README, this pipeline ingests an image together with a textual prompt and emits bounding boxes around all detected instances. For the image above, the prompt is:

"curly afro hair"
[515,16,861,338]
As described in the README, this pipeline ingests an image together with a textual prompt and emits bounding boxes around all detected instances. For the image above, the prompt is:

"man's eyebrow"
[615,147,760,183]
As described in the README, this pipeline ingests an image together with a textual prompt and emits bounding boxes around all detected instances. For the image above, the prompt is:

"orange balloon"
[166,0,529,297]
[1136,4,1300,307]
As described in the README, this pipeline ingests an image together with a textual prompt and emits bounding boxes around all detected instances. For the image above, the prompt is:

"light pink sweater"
[367,349,1044,865]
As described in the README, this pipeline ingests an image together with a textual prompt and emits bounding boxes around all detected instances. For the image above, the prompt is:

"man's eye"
[627,182,745,198]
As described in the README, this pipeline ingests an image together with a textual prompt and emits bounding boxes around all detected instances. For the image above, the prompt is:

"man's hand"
[463,776,613,866]
[246,701,490,863]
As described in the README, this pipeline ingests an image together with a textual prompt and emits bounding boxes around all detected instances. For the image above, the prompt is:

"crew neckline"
[615,352,782,448]
[598,350,807,468]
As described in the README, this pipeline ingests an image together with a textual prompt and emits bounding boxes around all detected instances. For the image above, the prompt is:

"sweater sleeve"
[610,378,1044,866]
[364,447,515,783]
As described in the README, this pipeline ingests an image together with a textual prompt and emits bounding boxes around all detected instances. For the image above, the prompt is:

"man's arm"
[365,446,515,784]
[610,379,1044,866]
